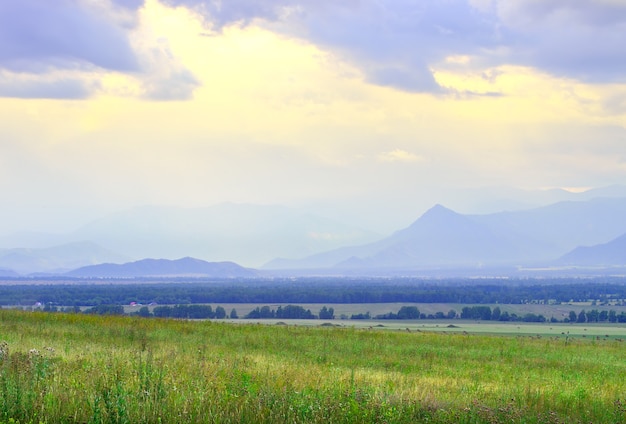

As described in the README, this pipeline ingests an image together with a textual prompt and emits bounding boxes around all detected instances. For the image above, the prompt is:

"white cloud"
[378,149,425,163]
[135,38,201,100]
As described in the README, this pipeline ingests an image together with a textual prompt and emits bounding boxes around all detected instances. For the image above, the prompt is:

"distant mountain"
[303,184,626,235]
[0,267,19,277]
[334,205,528,269]
[0,230,67,249]
[41,203,379,268]
[557,234,626,266]
[473,196,626,254]
[0,241,129,274]
[66,257,257,278]
[265,197,626,272]
[266,204,539,270]
[440,184,626,214]
[580,185,626,199]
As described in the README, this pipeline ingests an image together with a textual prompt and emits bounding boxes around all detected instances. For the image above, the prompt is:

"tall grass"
[1,309,625,423]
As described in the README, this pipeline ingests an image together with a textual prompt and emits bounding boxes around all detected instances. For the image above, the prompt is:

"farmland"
[1,308,626,423]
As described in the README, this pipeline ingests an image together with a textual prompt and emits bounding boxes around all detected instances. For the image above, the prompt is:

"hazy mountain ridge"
[66,257,258,278]
[472,196,626,254]
[0,204,380,269]
[2,192,626,277]
[265,204,536,270]
[557,233,626,266]
[0,241,129,275]
[265,197,626,271]
[0,267,19,277]
[304,185,626,234]
[334,205,527,268]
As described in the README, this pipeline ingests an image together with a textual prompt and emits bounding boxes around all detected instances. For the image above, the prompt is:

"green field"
[124,301,626,319]
[1,309,626,423]
[232,318,626,339]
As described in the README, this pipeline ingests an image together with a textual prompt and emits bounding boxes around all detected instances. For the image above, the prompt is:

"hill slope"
[557,233,626,266]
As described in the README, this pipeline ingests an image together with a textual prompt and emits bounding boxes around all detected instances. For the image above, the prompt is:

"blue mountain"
[65,257,257,278]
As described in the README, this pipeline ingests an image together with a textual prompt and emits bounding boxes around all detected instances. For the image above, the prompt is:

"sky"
[1,0,626,235]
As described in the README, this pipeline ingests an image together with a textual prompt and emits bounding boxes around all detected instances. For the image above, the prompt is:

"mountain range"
[0,204,379,270]
[265,197,626,272]
[0,241,128,275]
[1,193,626,277]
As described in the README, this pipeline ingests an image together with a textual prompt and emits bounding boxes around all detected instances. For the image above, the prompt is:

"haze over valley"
[1,187,626,277]
[1,1,626,278]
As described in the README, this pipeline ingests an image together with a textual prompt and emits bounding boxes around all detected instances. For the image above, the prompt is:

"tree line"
[4,278,626,307]
[20,302,626,323]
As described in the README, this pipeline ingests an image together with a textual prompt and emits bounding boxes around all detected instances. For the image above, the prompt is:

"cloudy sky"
[1,0,626,234]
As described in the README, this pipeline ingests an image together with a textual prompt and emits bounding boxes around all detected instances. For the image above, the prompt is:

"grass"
[1,309,626,423]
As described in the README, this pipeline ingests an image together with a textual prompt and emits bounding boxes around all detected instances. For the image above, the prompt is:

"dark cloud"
[3,0,623,98]
[369,64,442,93]
[163,0,626,91]
[163,0,500,93]
[0,0,138,73]
[500,0,626,82]
[295,1,500,92]
[503,0,626,27]
[110,0,145,10]
[161,0,292,27]
[0,0,202,100]
[0,76,97,99]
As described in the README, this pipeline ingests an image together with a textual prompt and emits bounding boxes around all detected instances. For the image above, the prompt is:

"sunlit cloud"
[378,149,426,163]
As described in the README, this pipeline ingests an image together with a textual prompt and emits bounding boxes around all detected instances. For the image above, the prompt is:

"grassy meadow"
[1,309,626,423]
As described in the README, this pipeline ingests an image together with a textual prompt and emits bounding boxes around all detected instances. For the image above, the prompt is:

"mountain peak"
[423,203,456,215]
[390,203,474,243]
[414,204,465,226]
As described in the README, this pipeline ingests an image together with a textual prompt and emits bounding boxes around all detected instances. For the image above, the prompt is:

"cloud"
[0,0,140,99]
[603,93,626,115]
[0,0,203,100]
[160,0,626,92]
[378,149,425,163]
[142,67,200,100]
[160,0,500,93]
[111,0,146,10]
[0,0,139,73]
[3,0,625,99]
[497,0,626,82]
[134,33,201,101]
[0,72,98,99]
[161,0,292,28]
